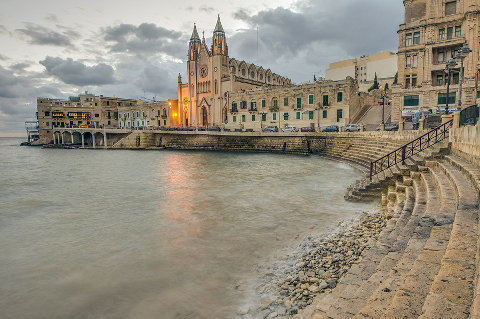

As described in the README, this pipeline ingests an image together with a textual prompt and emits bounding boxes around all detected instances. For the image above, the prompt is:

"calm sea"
[0,137,373,319]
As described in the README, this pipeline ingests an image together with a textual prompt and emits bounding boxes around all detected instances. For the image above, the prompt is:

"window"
[309,111,314,120]
[95,113,99,117]
[436,74,444,86]
[261,100,266,108]
[308,94,314,104]
[439,28,445,40]
[273,99,278,108]
[337,109,343,122]
[445,1,456,15]
[261,113,266,121]
[404,95,419,107]
[438,51,445,63]
[283,112,289,120]
[323,95,329,106]
[106,101,110,106]
[260,74,263,81]
[251,71,255,79]
[438,93,455,106]
[413,32,420,45]
[412,55,418,68]
[455,26,461,37]
[447,27,453,39]
[406,56,412,67]
[268,76,271,82]
[233,115,236,122]
[242,69,246,76]
[232,67,236,74]
[44,111,50,116]
[242,115,246,122]
[296,97,302,109]
[406,75,411,88]
[452,72,459,84]
[337,92,343,103]
[412,75,417,87]
[273,113,277,121]
[296,111,301,119]
[323,110,327,118]
[136,112,139,117]
[405,33,413,46]
[252,114,255,121]
[284,97,288,106]
[232,102,237,112]
[251,101,257,110]
[241,101,247,109]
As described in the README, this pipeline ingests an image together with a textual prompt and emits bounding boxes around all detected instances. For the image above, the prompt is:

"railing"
[459,104,478,126]
[370,119,453,179]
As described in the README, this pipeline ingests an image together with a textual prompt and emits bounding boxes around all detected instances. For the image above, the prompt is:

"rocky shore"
[239,210,386,319]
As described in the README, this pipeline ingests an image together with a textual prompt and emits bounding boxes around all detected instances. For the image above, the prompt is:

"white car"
[345,124,361,132]
[282,126,297,132]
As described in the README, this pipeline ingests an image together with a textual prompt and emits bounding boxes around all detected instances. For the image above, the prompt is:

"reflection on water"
[0,139,373,319]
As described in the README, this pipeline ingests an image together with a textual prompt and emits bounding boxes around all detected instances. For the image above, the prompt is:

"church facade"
[177,16,292,127]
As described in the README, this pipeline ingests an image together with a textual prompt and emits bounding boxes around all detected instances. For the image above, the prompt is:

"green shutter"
[309,111,314,120]
[323,110,327,118]
[337,92,343,103]
[404,95,419,107]
[262,100,266,108]
[284,98,288,106]
[296,111,300,119]
[297,97,301,108]
[242,115,246,122]
[252,114,255,121]
[233,115,236,122]
[308,94,314,104]
[273,113,277,120]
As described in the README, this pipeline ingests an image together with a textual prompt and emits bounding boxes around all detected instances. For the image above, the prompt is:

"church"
[177,15,292,127]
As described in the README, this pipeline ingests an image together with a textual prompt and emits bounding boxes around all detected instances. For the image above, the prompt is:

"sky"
[0,0,404,135]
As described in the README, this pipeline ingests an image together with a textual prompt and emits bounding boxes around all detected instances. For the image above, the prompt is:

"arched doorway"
[201,107,208,127]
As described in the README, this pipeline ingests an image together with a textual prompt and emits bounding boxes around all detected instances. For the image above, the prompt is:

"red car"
[300,127,315,132]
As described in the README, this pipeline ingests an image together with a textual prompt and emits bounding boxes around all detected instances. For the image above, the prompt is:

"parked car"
[282,126,297,132]
[300,127,316,132]
[207,126,221,131]
[197,127,206,131]
[262,126,278,132]
[344,124,360,132]
[321,125,339,132]
[376,123,399,131]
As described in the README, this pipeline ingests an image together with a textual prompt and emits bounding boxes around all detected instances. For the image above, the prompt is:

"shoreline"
[239,208,386,319]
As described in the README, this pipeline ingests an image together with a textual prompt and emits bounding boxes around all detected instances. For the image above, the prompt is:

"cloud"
[9,62,31,71]
[102,23,185,57]
[199,6,214,13]
[0,25,8,34]
[39,56,116,86]
[229,0,403,82]
[44,14,59,23]
[15,23,80,47]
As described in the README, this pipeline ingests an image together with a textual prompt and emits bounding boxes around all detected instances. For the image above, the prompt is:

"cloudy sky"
[0,0,403,135]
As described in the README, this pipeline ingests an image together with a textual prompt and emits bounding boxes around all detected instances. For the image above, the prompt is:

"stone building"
[118,100,176,129]
[391,0,479,122]
[36,93,174,143]
[325,51,398,92]
[225,77,360,131]
[177,15,291,128]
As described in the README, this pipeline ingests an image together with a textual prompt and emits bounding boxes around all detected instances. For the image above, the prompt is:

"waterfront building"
[391,0,480,122]
[325,51,397,92]
[36,92,174,144]
[225,77,360,131]
[177,15,291,128]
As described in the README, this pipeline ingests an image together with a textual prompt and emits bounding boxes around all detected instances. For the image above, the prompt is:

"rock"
[327,279,337,289]
[276,306,287,315]
[261,299,273,309]
[266,312,278,319]
[318,280,329,290]
[308,285,320,293]
[284,300,292,309]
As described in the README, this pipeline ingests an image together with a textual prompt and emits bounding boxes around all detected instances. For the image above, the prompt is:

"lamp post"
[444,58,458,114]
[455,43,472,111]
[379,85,387,125]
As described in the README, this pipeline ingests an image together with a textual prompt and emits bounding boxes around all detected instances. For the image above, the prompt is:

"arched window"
[251,71,255,79]
[268,75,271,82]
[242,69,246,76]
[260,74,263,81]
[232,67,236,74]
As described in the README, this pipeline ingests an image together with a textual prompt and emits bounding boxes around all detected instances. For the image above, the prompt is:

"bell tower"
[188,24,201,61]
[211,15,228,56]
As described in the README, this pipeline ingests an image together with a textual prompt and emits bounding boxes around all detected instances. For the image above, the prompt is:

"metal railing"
[370,119,453,179]
[460,104,479,126]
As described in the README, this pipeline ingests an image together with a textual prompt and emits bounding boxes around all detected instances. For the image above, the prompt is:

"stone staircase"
[296,151,480,319]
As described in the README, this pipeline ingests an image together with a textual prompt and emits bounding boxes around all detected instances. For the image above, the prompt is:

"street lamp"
[444,58,458,114]
[379,85,388,125]
[455,43,472,111]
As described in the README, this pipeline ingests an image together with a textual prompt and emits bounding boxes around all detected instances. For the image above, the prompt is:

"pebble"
[248,211,386,318]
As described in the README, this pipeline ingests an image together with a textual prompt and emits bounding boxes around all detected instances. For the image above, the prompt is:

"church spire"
[214,14,224,33]
[190,23,200,40]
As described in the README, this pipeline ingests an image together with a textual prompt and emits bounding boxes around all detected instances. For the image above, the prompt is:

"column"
[61,133,64,144]
[103,133,107,148]
[71,133,74,144]
[453,110,461,128]
[419,118,425,131]
[92,133,96,149]
[81,134,84,148]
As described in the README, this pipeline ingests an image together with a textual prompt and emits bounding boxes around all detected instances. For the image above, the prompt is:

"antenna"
[256,26,259,61]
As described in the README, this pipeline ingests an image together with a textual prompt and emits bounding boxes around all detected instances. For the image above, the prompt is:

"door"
[202,107,207,127]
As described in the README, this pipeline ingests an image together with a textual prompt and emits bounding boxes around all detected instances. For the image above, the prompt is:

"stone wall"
[450,124,480,165]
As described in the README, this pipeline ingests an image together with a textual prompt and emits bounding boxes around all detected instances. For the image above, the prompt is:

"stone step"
[381,166,457,319]
[320,188,417,318]
[302,195,410,319]
[352,174,432,318]
[418,161,479,319]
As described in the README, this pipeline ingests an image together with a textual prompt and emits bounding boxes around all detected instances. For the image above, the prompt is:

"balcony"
[231,108,238,113]
[249,107,257,112]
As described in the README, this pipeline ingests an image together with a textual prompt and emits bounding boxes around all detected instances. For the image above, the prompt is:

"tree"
[393,72,398,84]
[385,83,389,90]
[368,73,380,92]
